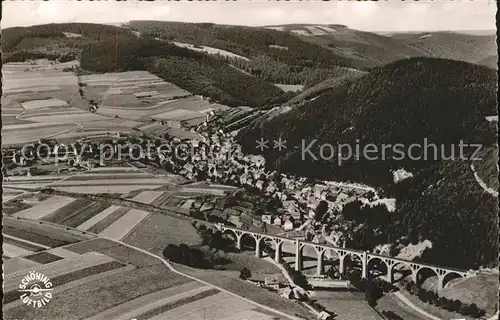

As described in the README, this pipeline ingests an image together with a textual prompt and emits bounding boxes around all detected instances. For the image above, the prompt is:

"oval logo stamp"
[18,271,54,308]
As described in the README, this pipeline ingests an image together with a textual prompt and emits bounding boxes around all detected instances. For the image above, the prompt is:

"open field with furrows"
[65,240,293,320]
[3,213,300,319]
[172,263,315,319]
[2,122,80,146]
[1,115,34,125]
[172,41,250,61]
[374,293,430,320]
[3,175,74,192]
[10,195,78,220]
[3,216,95,248]
[1,62,142,145]
[48,170,173,194]
[124,212,203,254]
[97,95,226,124]
[315,291,384,320]
[2,187,25,202]
[3,60,230,143]
[4,188,162,240]
[3,241,189,320]
[140,291,280,320]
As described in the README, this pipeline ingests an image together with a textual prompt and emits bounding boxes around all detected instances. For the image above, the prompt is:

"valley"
[2,6,498,320]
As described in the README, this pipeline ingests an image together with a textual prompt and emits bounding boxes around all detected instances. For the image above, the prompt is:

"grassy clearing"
[65,238,160,268]
[171,263,315,320]
[374,293,427,320]
[124,212,203,256]
[201,247,284,276]
[164,197,183,206]
[439,273,499,315]
[399,289,475,320]
[3,227,66,248]
[148,191,173,207]
[2,200,32,215]
[1,116,33,125]
[60,202,112,228]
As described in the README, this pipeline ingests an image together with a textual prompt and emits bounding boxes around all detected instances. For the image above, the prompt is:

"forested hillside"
[238,57,498,269]
[264,24,497,69]
[2,23,130,62]
[79,36,288,107]
[127,21,363,87]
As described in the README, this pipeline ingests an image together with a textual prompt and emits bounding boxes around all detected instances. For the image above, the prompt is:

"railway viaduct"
[215,224,477,291]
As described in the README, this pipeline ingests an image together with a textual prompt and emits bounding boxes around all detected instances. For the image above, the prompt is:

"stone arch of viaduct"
[218,225,475,291]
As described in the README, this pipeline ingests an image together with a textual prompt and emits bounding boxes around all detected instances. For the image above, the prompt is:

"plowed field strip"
[3,237,45,252]
[2,226,70,248]
[40,199,92,223]
[148,191,172,207]
[87,207,131,234]
[60,202,112,228]
[24,252,64,264]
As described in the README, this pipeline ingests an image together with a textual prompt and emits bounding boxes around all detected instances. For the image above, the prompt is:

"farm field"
[124,211,203,254]
[2,216,94,250]
[50,166,175,193]
[12,195,76,220]
[172,263,315,319]
[2,187,24,202]
[2,61,229,146]
[4,234,297,320]
[2,122,80,146]
[315,291,384,320]
[3,189,307,320]
[3,236,188,320]
[3,166,177,197]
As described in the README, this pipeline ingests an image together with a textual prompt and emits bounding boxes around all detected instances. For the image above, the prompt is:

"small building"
[283,218,294,231]
[273,216,283,226]
[261,215,273,225]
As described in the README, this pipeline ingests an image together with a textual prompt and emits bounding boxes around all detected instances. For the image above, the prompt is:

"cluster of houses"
[154,123,377,233]
[3,136,135,176]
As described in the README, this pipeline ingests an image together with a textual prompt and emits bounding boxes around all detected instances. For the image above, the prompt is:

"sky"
[2,0,497,32]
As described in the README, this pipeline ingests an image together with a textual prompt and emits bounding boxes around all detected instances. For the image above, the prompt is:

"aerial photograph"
[1,1,498,320]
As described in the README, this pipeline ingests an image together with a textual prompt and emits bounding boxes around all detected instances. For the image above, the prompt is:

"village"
[3,108,392,250]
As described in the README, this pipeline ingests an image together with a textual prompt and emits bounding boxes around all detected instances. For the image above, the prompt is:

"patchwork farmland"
[2,196,307,320]
[2,60,314,320]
